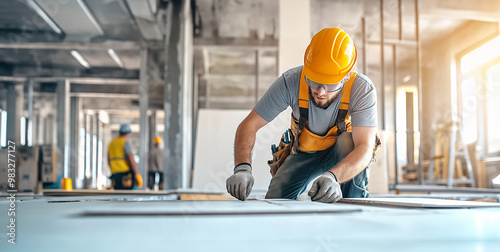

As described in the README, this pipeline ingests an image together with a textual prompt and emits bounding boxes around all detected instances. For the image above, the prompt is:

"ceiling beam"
[0,42,140,50]
[70,93,139,98]
[367,39,417,47]
[194,37,278,50]
[0,76,139,85]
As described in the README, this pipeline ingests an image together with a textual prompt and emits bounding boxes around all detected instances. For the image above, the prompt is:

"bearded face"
[309,87,342,109]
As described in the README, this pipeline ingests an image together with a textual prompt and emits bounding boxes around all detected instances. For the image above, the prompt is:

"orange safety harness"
[291,70,358,153]
[268,69,380,177]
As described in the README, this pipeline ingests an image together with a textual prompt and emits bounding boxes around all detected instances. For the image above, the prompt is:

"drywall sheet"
[42,189,178,196]
[80,199,361,216]
[339,197,500,208]
[193,109,291,192]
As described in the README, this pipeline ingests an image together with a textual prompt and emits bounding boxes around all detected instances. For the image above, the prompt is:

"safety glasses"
[305,76,345,92]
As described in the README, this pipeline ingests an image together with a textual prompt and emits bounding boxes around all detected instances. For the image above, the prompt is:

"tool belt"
[268,129,293,177]
[372,133,382,162]
[110,171,134,189]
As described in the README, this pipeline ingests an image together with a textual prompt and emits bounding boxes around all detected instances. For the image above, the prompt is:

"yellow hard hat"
[304,28,357,84]
[153,137,162,144]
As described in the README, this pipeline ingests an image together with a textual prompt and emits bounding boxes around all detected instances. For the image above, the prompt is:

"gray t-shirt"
[124,141,132,155]
[255,66,377,136]
[148,147,164,172]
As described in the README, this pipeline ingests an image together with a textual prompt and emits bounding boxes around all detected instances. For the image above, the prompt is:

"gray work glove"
[308,171,342,203]
[226,163,254,201]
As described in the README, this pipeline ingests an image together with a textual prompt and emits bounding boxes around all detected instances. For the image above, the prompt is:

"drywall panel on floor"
[192,109,291,193]
[340,197,500,208]
[80,199,361,216]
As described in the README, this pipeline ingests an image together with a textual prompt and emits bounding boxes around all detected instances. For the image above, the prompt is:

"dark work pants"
[265,132,370,200]
[147,171,164,189]
[110,171,135,190]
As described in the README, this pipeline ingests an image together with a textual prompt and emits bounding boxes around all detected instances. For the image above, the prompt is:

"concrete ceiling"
[0,0,162,72]
[0,0,499,112]
[1,0,498,73]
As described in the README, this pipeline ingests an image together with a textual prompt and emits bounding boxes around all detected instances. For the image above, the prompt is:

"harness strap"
[336,71,357,134]
[293,70,310,152]
[298,70,309,131]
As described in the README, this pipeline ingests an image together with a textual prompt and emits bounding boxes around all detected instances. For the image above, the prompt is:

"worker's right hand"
[308,171,342,203]
[226,163,254,201]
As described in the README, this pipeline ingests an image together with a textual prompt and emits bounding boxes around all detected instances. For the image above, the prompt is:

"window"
[458,34,500,155]
[486,64,500,153]
[460,77,477,144]
[461,35,500,74]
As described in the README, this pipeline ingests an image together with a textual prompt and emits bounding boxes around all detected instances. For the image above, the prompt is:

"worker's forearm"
[131,162,138,174]
[131,159,138,174]
[234,124,257,166]
[128,153,138,174]
[330,144,372,183]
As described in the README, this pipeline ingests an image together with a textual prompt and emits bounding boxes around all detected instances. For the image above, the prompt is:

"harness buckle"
[337,121,346,134]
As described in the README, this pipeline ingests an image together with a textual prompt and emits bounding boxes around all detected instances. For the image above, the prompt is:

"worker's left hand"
[308,171,342,203]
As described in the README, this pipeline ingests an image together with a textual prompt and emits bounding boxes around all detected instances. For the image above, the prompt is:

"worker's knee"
[265,169,301,200]
[336,131,354,158]
[343,166,370,198]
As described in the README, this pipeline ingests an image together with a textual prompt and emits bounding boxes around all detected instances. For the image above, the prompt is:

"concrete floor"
[1,195,500,252]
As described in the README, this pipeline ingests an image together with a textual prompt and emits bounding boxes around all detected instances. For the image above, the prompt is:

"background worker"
[226,27,378,203]
[148,136,164,190]
[108,124,143,189]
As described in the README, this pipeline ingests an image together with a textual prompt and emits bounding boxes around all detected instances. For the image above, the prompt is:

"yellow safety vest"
[291,70,357,152]
[108,137,131,174]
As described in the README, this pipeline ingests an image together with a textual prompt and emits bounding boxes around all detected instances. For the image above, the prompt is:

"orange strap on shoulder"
[339,71,357,111]
[298,70,309,110]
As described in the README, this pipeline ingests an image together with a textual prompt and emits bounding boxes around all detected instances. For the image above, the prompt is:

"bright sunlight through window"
[461,35,500,74]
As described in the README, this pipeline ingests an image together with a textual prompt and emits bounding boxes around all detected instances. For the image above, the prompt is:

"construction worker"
[226,28,379,203]
[108,124,143,189]
[148,136,164,190]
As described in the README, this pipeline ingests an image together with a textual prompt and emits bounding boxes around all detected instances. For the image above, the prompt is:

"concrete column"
[6,83,23,144]
[278,0,310,74]
[83,112,91,189]
[94,112,100,188]
[70,97,80,185]
[56,80,70,178]
[149,110,157,151]
[163,0,192,190]
[181,0,193,189]
[87,113,96,189]
[139,48,149,188]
